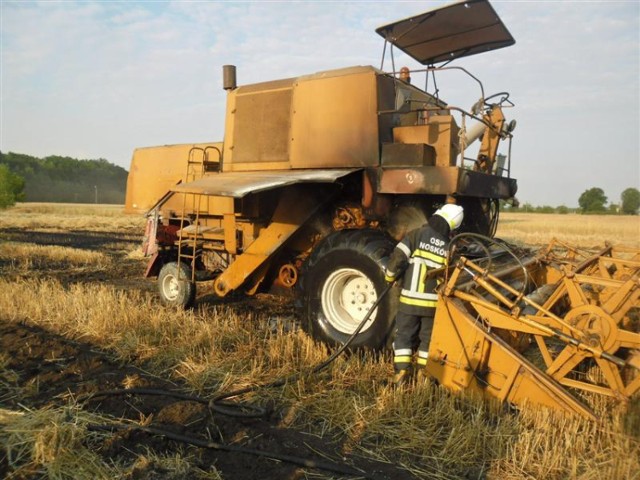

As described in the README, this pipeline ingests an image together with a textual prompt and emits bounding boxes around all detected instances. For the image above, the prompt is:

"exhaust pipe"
[222,65,237,90]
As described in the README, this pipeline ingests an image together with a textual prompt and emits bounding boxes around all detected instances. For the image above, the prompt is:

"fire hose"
[84,282,395,478]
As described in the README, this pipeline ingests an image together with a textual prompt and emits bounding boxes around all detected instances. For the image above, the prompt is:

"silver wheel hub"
[321,268,378,334]
[162,274,180,300]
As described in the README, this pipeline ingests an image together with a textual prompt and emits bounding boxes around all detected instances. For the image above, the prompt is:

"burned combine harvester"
[125,0,639,418]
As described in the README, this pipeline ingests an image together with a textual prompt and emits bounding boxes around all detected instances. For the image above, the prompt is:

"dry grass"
[0,404,223,480]
[0,405,117,479]
[1,277,637,479]
[0,242,111,273]
[0,353,21,405]
[126,449,223,480]
[489,407,640,480]
[0,203,639,479]
[0,202,143,231]
[497,212,640,248]
[4,202,126,217]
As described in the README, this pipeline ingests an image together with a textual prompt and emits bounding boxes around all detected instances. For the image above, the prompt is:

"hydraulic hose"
[448,232,529,296]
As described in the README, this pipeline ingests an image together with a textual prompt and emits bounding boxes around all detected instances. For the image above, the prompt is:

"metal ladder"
[176,146,223,282]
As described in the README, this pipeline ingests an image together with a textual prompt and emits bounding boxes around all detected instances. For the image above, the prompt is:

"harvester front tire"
[158,261,196,309]
[297,229,396,350]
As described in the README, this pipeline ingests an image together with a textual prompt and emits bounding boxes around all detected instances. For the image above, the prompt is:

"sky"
[1,0,638,208]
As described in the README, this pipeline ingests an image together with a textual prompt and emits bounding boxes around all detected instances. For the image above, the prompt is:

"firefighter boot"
[393,368,411,388]
[415,367,429,385]
[415,351,429,385]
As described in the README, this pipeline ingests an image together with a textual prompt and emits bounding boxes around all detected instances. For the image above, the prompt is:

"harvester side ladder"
[186,146,222,182]
[176,147,224,283]
[176,193,204,283]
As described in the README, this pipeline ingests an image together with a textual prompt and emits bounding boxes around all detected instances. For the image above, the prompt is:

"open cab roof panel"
[376,0,515,65]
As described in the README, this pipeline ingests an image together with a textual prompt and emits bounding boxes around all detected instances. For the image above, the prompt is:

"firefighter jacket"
[384,224,449,316]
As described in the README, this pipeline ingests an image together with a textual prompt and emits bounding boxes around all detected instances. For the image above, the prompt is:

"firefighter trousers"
[393,310,434,373]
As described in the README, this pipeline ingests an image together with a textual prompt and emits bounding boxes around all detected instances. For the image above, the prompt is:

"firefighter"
[384,203,464,386]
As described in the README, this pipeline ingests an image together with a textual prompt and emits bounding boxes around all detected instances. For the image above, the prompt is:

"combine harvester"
[125,0,639,418]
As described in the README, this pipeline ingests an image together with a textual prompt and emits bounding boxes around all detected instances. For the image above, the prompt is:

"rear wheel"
[158,261,196,308]
[297,229,396,350]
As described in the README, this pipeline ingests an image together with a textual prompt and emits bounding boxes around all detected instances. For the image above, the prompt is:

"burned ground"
[1,206,638,480]
[0,219,417,480]
[0,321,415,480]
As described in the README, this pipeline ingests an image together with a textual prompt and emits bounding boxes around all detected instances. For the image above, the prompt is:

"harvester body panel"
[170,168,359,198]
[125,142,222,214]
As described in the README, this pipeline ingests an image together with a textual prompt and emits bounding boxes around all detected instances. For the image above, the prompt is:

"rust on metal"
[377,166,517,197]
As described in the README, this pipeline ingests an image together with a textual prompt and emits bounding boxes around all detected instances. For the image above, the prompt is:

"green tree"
[521,202,534,213]
[578,187,607,213]
[0,151,127,203]
[556,205,569,214]
[621,187,640,215]
[536,205,555,213]
[0,164,25,208]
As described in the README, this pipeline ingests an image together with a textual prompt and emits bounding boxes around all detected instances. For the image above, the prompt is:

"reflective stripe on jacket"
[385,224,448,315]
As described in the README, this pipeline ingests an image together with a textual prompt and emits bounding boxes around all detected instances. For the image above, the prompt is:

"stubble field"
[0,203,638,479]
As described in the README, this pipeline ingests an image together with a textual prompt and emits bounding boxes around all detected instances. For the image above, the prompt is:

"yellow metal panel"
[226,161,291,172]
[222,89,237,172]
[476,107,505,172]
[223,66,382,171]
[125,142,222,214]
[426,297,596,419]
[210,196,234,217]
[393,115,460,167]
[213,185,326,296]
[290,68,380,168]
[223,213,237,255]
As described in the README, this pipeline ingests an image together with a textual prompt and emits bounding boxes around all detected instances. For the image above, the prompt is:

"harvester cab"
[375,0,517,181]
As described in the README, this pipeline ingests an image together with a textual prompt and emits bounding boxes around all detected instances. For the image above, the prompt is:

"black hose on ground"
[210,281,394,416]
[86,282,394,416]
[84,282,395,478]
[88,423,370,478]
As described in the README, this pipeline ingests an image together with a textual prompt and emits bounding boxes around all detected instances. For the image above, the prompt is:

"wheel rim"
[162,273,181,301]
[320,268,378,334]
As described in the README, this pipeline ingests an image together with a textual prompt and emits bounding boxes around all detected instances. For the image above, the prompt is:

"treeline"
[502,187,640,215]
[0,152,127,204]
[504,203,575,214]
